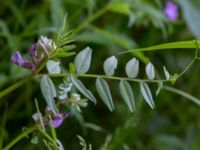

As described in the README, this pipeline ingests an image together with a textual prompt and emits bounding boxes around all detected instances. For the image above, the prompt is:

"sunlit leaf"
[69,63,75,73]
[119,80,135,112]
[145,62,155,80]
[125,57,139,78]
[108,2,131,15]
[96,78,114,111]
[54,51,75,58]
[103,56,118,76]
[140,82,155,109]
[40,75,58,114]
[74,47,92,74]
[120,40,200,54]
[71,76,96,104]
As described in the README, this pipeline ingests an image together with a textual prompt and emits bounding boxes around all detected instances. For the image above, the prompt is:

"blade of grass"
[119,40,200,54]
[0,103,8,150]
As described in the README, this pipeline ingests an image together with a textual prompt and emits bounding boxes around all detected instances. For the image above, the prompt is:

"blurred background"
[0,0,200,149]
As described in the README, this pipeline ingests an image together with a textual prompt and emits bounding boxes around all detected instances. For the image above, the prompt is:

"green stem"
[176,57,196,79]
[3,126,36,150]
[163,86,200,106]
[0,103,8,150]
[0,57,49,99]
[38,128,58,149]
[38,73,173,83]
[49,117,57,142]
[34,58,49,74]
[34,99,45,131]
[0,75,33,99]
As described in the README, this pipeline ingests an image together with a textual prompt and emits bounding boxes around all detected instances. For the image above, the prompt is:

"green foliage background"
[0,0,200,149]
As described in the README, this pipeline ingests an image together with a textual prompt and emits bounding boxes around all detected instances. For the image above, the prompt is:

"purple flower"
[32,107,69,128]
[11,51,35,70]
[11,51,24,66]
[164,1,178,21]
[11,36,57,70]
[52,112,69,128]
[29,43,38,64]
[37,36,57,55]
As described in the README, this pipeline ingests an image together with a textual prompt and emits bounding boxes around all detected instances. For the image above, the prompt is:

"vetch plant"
[1,12,200,150]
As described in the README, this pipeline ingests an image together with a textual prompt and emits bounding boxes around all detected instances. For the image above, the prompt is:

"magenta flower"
[164,1,178,21]
[33,108,69,128]
[45,106,69,128]
[52,112,69,128]
[11,51,35,70]
[11,36,56,70]
[29,43,38,64]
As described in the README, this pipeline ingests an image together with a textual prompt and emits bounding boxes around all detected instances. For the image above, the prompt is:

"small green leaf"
[108,2,131,15]
[96,78,114,111]
[156,81,163,96]
[163,66,170,80]
[40,75,58,114]
[71,76,96,104]
[140,82,155,109]
[31,135,38,144]
[146,62,155,80]
[69,63,75,73]
[74,47,92,74]
[119,80,135,112]
[46,60,61,74]
[103,56,118,76]
[120,40,200,54]
[125,57,139,78]
[77,135,87,150]
[171,74,178,84]
[54,51,75,58]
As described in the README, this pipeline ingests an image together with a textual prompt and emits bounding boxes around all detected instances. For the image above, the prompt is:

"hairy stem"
[38,73,173,83]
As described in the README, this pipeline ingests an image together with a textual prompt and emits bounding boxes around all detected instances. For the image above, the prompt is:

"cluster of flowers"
[11,36,56,70]
[32,106,69,128]
[11,36,70,128]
